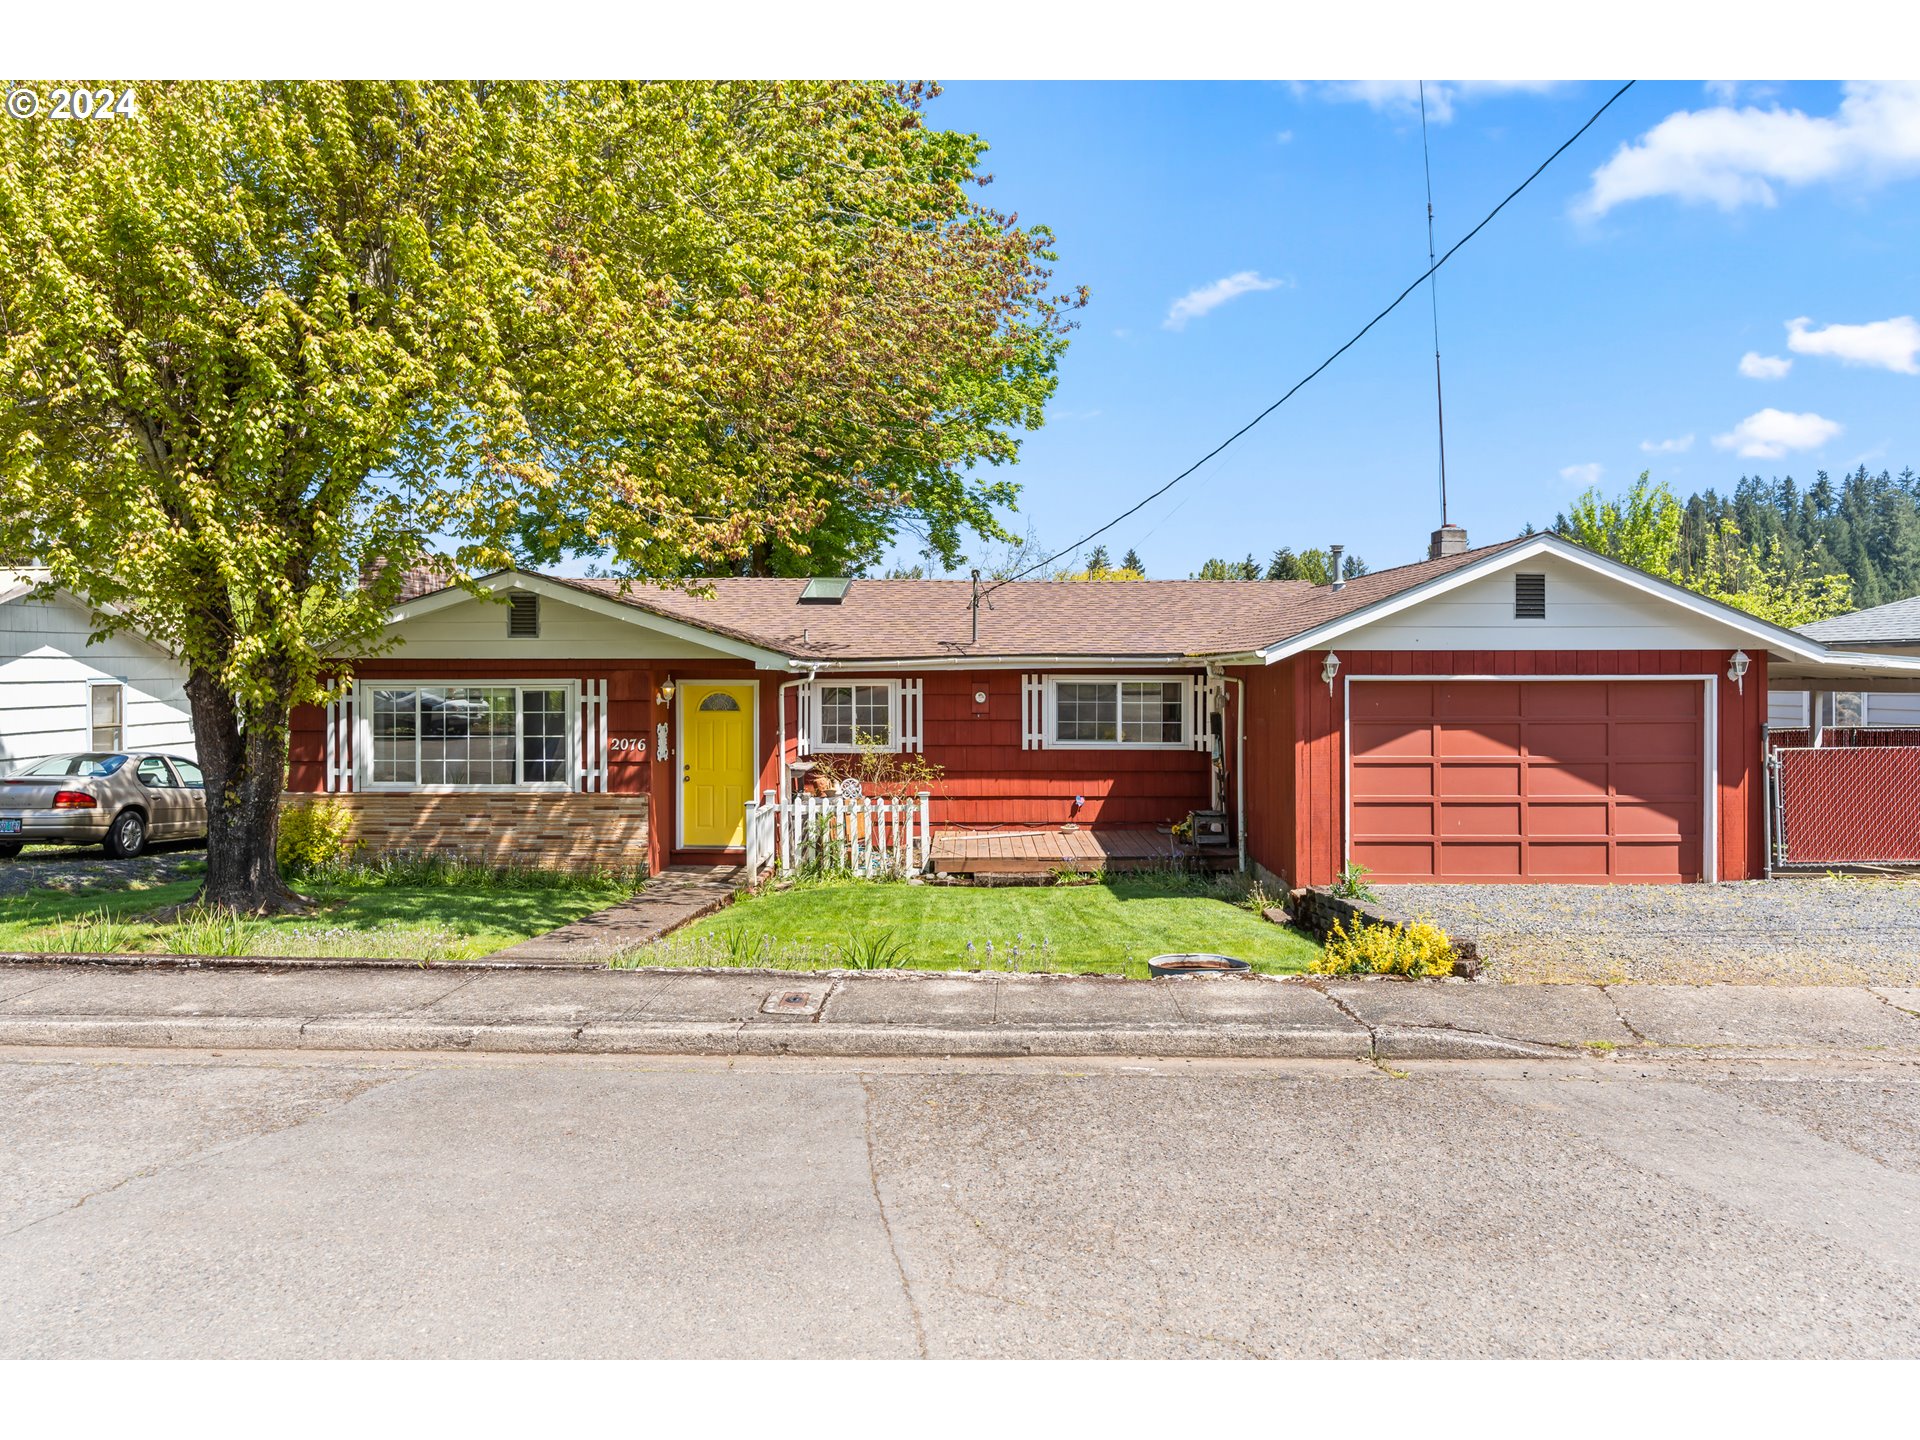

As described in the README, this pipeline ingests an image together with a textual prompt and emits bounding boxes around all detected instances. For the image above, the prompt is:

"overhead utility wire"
[1419,79,1449,527]
[979,79,1637,598]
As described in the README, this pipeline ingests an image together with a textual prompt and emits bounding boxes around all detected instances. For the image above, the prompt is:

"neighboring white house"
[0,568,195,770]
[1771,594,1920,731]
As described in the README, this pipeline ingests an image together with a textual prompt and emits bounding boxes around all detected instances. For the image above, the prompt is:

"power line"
[980,79,1637,599]
[1419,79,1450,527]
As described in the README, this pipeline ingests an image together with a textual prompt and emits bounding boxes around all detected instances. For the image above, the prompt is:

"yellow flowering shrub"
[277,799,358,875]
[1311,916,1455,977]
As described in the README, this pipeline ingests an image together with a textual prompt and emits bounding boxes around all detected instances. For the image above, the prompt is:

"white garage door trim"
[1341,674,1720,884]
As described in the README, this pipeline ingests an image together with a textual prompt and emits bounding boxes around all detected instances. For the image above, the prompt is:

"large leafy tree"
[1556,472,1852,625]
[1557,471,1683,575]
[0,80,1077,910]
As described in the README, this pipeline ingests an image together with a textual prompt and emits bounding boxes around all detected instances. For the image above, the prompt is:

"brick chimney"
[1428,524,1469,559]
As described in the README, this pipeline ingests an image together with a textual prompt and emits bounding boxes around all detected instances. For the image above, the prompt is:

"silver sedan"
[0,752,207,859]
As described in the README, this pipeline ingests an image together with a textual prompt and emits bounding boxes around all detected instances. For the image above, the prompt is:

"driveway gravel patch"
[0,847,204,900]
[1386,878,1920,985]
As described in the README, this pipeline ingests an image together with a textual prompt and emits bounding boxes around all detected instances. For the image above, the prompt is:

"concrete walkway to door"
[487,867,745,965]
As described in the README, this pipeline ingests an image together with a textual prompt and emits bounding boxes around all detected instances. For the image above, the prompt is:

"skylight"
[798,577,853,605]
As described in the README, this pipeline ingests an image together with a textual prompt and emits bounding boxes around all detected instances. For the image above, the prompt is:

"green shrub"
[278,800,358,876]
[1311,916,1455,977]
[837,929,911,969]
[1329,862,1379,903]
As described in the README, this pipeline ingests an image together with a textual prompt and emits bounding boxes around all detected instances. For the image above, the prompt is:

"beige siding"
[382,591,744,660]
[1339,555,1760,654]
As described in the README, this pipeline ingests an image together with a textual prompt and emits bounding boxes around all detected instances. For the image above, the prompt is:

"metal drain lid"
[761,989,821,1015]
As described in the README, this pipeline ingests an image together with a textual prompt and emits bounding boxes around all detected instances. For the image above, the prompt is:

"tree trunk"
[186,667,307,914]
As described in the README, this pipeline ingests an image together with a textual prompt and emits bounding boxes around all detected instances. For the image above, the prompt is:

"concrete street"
[2,1046,1917,1358]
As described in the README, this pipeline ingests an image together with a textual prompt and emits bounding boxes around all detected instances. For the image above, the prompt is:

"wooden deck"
[928,826,1236,877]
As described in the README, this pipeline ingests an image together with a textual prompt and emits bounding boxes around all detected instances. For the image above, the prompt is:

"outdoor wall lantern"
[655,679,676,705]
[1727,650,1750,694]
[1322,652,1341,695]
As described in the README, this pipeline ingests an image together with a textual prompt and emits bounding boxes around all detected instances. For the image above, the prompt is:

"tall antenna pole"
[1419,80,1450,526]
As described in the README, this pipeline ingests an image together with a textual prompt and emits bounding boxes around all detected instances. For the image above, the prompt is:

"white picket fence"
[743,790,931,884]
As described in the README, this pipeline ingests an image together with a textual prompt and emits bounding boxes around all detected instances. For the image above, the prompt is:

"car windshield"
[11,753,128,778]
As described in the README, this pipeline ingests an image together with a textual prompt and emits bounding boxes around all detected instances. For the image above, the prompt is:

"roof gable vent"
[1514,573,1547,620]
[507,591,540,637]
[799,577,852,605]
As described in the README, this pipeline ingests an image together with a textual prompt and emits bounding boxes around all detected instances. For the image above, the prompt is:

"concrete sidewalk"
[1,962,1916,1060]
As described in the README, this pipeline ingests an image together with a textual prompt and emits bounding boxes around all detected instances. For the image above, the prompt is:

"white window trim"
[1043,674,1192,751]
[353,679,579,793]
[808,679,902,754]
[86,678,126,751]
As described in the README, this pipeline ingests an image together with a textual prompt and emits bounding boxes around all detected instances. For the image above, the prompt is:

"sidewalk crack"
[858,1074,929,1359]
[1305,980,1399,1075]
[1599,985,1650,1044]
[0,1068,413,1242]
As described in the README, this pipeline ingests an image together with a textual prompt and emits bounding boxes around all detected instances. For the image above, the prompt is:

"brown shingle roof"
[533,537,1530,661]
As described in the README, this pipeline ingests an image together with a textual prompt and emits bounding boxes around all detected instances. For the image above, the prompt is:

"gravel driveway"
[0,845,205,901]
[1387,878,1920,985]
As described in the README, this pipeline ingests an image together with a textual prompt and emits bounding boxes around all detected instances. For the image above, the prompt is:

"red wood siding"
[781,670,1212,830]
[1230,662,1295,886]
[1241,649,1768,888]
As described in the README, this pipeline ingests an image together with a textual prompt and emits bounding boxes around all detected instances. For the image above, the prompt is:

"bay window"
[364,684,573,789]
[1048,677,1187,748]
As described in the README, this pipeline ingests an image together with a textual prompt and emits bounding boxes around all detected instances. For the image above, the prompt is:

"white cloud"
[1313,80,1559,124]
[1786,314,1920,374]
[1640,434,1695,454]
[1578,81,1920,217]
[1163,271,1286,331]
[1738,351,1793,379]
[1712,408,1843,459]
[1559,462,1604,487]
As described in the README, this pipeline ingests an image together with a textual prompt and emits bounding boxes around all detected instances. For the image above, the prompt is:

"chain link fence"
[1771,743,1920,867]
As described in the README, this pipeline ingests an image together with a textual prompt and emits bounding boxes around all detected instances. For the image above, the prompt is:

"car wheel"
[0,842,20,860]
[104,809,148,860]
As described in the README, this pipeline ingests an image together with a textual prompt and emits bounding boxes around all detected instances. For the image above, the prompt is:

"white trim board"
[1340,674,1720,885]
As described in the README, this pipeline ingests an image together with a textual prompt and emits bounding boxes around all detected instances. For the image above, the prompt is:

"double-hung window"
[1048,677,1186,748]
[364,684,572,789]
[812,681,897,752]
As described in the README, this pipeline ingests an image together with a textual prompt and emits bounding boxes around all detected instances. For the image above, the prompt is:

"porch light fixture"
[1727,650,1750,694]
[1322,652,1341,694]
[655,679,676,704]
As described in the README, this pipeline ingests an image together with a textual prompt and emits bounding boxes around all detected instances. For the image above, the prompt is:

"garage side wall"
[1265,649,1766,888]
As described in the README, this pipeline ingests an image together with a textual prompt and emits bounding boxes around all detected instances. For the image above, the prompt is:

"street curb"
[0,950,607,973]
[0,1015,1377,1059]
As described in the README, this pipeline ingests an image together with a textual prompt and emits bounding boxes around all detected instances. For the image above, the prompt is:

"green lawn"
[0,869,636,962]
[649,875,1321,978]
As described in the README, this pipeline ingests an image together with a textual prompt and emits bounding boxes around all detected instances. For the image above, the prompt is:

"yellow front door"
[680,682,756,847]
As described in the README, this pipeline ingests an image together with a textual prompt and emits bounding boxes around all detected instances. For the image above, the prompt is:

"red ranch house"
[283,530,1920,886]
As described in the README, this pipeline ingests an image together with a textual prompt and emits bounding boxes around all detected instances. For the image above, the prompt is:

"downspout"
[1226,675,1247,874]
[777,666,819,808]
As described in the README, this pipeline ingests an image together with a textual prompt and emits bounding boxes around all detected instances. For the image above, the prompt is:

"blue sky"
[904,80,1920,578]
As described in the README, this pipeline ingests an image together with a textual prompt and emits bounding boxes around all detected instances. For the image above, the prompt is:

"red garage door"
[1349,680,1705,883]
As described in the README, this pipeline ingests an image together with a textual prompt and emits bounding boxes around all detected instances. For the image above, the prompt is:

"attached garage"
[1347,678,1709,883]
